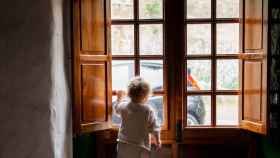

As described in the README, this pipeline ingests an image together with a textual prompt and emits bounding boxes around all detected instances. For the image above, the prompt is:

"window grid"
[111,0,167,127]
[185,0,241,127]
[111,4,165,93]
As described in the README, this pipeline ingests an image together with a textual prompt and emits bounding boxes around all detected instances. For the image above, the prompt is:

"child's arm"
[113,90,126,115]
[151,131,161,151]
[147,108,161,150]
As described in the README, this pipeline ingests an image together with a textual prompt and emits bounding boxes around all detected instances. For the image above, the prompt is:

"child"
[114,76,161,158]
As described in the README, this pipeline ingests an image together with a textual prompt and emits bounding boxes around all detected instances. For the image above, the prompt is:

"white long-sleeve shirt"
[114,101,160,151]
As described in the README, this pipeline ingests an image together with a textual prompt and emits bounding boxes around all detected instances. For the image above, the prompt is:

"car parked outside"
[112,61,205,126]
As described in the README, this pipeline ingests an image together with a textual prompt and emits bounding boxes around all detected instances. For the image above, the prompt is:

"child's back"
[114,76,161,158]
[116,101,159,151]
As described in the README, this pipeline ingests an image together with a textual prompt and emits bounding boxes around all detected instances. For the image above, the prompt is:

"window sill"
[184,126,240,130]
[95,126,250,145]
[181,126,250,144]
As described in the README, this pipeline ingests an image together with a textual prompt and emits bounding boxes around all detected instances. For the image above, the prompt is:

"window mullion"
[135,23,140,76]
[134,0,140,76]
[211,0,217,127]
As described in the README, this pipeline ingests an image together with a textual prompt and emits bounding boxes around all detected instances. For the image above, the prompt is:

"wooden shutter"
[73,0,112,134]
[240,0,268,134]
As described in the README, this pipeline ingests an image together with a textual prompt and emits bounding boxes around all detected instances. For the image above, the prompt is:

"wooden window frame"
[183,0,241,128]
[111,0,169,131]
[72,0,268,142]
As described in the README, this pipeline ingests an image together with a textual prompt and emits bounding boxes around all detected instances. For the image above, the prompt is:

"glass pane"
[216,95,239,125]
[271,24,280,56]
[111,0,133,19]
[271,58,280,91]
[112,60,135,90]
[112,95,164,125]
[217,60,239,90]
[186,0,211,19]
[139,0,163,19]
[186,60,211,90]
[187,24,211,55]
[148,96,164,125]
[217,0,239,18]
[140,24,163,55]
[217,24,240,54]
[187,95,211,126]
[140,60,163,91]
[272,8,280,20]
[112,25,134,55]
[112,96,122,125]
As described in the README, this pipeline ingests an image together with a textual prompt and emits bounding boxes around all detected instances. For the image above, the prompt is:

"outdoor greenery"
[144,2,161,17]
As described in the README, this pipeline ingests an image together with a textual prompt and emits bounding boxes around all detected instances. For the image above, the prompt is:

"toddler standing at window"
[114,76,161,158]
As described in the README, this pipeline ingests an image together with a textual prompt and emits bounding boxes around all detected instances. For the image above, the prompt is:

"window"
[72,0,268,137]
[111,0,166,127]
[184,0,241,127]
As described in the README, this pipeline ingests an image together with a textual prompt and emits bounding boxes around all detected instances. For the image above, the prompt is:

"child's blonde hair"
[127,76,151,103]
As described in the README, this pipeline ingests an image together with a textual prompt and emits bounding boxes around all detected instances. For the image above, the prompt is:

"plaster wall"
[0,0,72,158]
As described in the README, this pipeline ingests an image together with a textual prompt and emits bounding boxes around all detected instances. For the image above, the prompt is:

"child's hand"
[116,90,126,102]
[151,135,161,151]
[151,140,161,151]
[155,140,162,151]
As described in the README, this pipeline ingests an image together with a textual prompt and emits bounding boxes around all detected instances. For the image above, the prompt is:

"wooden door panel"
[73,0,111,134]
[240,0,268,135]
[81,0,105,53]
[245,0,263,50]
[243,61,262,122]
[82,63,107,123]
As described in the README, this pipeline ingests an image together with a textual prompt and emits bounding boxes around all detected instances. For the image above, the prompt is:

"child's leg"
[116,142,150,158]
[117,142,140,158]
[140,149,150,158]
